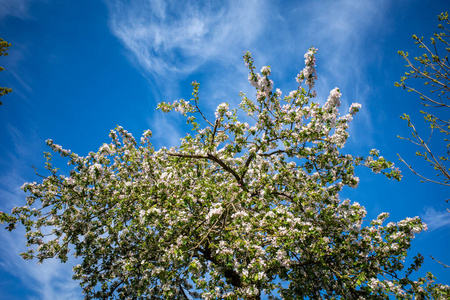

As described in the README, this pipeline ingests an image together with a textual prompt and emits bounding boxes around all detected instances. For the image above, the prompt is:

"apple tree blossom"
[1,48,449,299]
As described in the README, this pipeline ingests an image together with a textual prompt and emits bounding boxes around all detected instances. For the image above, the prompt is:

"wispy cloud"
[106,0,268,79]
[0,229,82,300]
[421,207,450,231]
[291,0,391,89]
[0,0,34,20]
[290,0,392,147]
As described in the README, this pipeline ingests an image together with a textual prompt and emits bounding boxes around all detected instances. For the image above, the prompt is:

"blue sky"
[0,0,449,299]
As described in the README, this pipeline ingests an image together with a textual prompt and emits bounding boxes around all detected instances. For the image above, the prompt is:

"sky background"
[0,0,449,299]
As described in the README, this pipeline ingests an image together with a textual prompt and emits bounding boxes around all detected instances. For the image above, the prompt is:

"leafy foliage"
[1,48,449,299]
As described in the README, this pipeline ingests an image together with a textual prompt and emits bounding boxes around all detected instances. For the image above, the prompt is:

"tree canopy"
[1,48,449,299]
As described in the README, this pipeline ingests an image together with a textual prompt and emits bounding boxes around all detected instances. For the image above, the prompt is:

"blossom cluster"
[296,47,318,90]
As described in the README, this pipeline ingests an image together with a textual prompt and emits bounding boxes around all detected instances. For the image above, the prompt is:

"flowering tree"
[0,37,12,105]
[1,48,449,299]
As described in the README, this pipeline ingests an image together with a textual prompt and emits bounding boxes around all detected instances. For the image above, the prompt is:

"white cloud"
[291,0,390,79]
[105,0,268,79]
[421,207,450,231]
[0,229,82,300]
[0,0,34,20]
[105,0,392,92]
